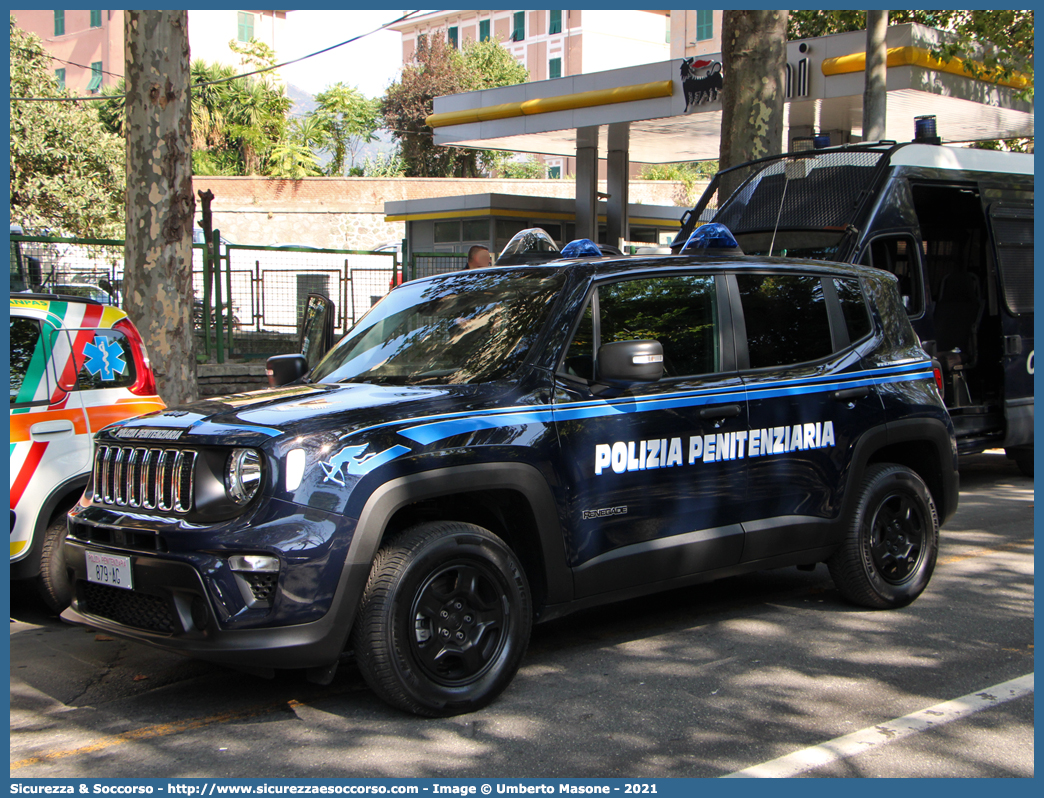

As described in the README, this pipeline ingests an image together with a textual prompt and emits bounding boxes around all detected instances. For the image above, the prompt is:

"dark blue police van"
[62,229,958,716]
[675,142,1033,475]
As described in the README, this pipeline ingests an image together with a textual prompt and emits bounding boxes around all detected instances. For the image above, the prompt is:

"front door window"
[554,273,747,596]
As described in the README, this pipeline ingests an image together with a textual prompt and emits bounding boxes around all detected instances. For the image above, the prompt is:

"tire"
[37,516,73,614]
[828,464,939,609]
[351,521,532,716]
[1006,447,1033,478]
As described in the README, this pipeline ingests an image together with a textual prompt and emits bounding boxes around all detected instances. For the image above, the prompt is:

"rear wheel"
[828,464,938,609]
[38,516,73,614]
[351,521,532,716]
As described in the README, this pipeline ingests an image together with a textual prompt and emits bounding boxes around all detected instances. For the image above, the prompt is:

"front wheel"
[38,516,73,614]
[351,521,532,716]
[828,464,939,609]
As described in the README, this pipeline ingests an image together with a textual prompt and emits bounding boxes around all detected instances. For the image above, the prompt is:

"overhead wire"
[10,10,425,103]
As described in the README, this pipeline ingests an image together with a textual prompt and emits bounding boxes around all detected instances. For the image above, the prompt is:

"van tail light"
[114,318,158,397]
[932,362,943,392]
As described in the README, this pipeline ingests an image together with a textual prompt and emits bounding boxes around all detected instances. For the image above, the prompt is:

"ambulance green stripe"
[15,301,71,404]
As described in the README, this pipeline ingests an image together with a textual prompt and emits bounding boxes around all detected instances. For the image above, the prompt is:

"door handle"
[30,419,76,440]
[700,404,742,420]
[833,386,869,402]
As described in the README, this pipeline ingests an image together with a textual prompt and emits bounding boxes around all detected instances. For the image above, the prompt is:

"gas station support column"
[575,126,599,242]
[606,123,630,249]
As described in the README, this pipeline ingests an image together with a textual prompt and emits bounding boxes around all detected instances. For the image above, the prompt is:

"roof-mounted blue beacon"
[682,223,743,255]
[560,238,603,258]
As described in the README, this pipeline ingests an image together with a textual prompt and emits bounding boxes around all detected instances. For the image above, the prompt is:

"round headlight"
[226,448,262,505]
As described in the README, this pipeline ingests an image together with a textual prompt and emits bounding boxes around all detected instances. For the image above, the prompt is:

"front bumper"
[60,497,367,670]
[61,537,372,669]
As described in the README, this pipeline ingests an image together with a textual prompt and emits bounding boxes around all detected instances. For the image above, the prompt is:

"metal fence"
[191,244,397,334]
[9,235,125,303]
[11,234,399,360]
[10,236,492,361]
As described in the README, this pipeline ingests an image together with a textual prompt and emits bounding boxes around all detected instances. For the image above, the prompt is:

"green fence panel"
[11,235,399,361]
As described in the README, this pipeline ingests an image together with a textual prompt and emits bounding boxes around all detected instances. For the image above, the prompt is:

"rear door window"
[735,273,833,368]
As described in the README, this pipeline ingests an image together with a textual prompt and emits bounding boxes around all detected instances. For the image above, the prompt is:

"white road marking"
[722,673,1034,778]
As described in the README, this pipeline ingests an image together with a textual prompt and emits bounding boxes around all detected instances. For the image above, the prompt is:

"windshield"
[711,149,887,237]
[309,269,565,386]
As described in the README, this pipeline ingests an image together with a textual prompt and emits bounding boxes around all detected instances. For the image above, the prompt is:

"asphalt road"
[9,451,1033,779]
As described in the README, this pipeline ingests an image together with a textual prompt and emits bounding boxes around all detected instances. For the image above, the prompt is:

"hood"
[101,381,509,447]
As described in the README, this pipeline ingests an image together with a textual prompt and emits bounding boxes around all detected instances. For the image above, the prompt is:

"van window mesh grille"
[990,208,1034,316]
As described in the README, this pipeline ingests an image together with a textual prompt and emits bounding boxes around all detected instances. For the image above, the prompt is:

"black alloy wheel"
[352,521,532,716]
[828,464,939,609]
[409,559,510,685]
[867,490,929,585]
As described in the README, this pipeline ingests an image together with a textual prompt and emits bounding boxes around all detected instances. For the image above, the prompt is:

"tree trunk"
[863,11,889,142]
[123,10,197,405]
[718,10,789,199]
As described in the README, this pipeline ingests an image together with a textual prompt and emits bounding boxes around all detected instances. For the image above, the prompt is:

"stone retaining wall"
[196,363,270,398]
[191,177,699,251]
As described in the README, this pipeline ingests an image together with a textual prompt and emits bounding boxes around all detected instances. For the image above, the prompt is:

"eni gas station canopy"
[426,23,1033,163]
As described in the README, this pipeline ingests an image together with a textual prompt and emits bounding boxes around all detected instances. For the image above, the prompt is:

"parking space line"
[722,673,1033,778]
[10,699,304,771]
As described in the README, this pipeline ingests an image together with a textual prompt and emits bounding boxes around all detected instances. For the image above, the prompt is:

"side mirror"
[266,354,308,387]
[596,340,664,385]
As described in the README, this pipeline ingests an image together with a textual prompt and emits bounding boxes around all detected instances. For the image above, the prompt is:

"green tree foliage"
[191,57,291,175]
[97,51,295,177]
[362,151,406,177]
[381,35,529,177]
[9,18,125,237]
[314,83,381,176]
[496,156,547,179]
[639,162,718,206]
[268,136,321,179]
[270,114,324,178]
[460,37,530,90]
[788,11,1033,97]
[98,78,126,137]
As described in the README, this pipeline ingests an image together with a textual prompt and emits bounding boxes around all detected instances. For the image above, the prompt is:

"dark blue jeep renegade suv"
[62,236,958,716]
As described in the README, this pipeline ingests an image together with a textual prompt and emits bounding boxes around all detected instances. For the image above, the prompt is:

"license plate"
[85,550,133,590]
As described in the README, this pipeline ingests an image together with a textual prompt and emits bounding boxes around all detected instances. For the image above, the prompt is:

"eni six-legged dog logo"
[681,58,723,112]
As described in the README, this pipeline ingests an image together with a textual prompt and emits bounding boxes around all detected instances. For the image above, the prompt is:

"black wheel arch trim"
[846,417,958,527]
[331,462,571,654]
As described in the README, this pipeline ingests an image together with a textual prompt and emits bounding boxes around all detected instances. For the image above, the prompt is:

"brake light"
[933,366,943,392]
[113,318,159,397]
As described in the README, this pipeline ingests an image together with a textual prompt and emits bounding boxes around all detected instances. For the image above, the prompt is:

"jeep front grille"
[93,446,196,513]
